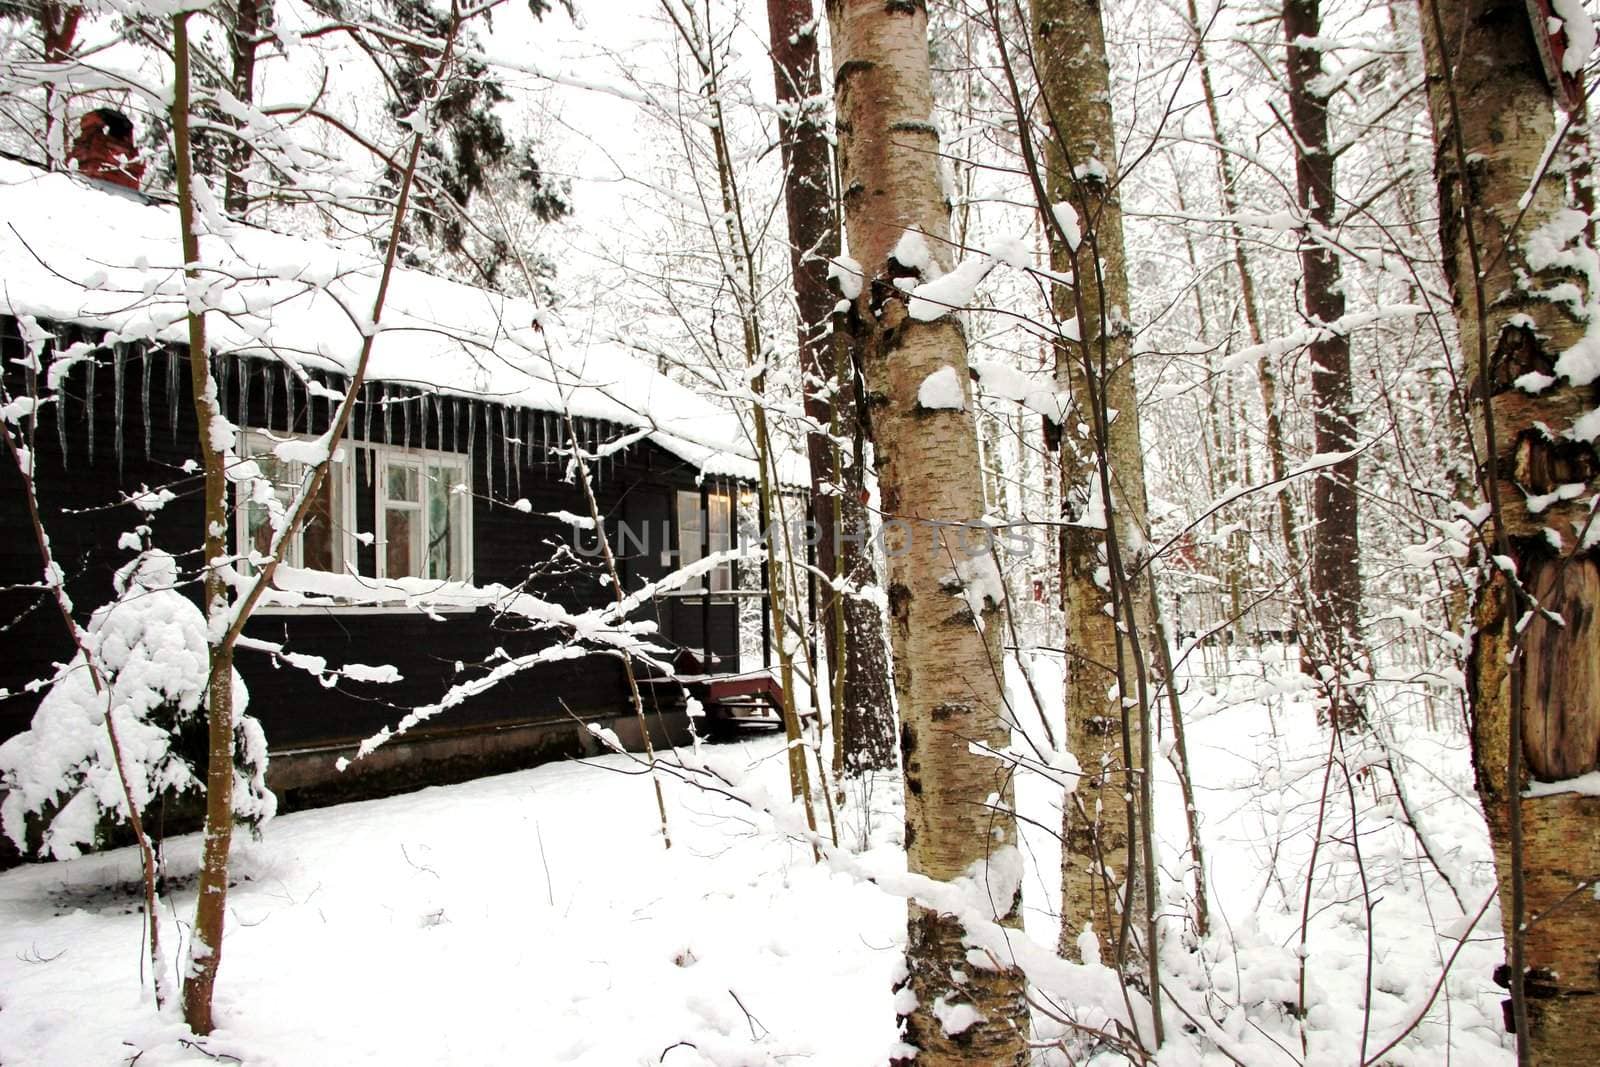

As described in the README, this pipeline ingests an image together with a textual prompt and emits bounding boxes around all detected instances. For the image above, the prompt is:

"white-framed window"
[677,488,733,594]
[375,449,470,581]
[237,429,351,574]
[235,431,471,591]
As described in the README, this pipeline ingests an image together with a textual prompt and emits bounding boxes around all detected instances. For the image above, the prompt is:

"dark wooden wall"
[0,316,744,757]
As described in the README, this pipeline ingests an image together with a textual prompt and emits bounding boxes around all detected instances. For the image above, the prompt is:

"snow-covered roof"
[0,157,764,481]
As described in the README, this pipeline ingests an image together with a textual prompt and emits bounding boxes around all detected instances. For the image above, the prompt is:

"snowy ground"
[0,734,908,1066]
[0,650,1514,1066]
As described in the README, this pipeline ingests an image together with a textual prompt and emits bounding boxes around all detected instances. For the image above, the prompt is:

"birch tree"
[824,1,1028,1060]
[1017,0,1157,979]
[1419,2,1600,1062]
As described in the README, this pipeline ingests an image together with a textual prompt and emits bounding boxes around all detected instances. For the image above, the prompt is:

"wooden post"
[700,481,711,668]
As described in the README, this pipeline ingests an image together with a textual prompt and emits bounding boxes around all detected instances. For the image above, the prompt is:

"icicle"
[419,390,430,451]
[503,407,514,497]
[84,349,97,466]
[455,398,465,455]
[402,389,413,449]
[380,384,392,446]
[487,406,498,500]
[217,352,231,423]
[236,357,248,435]
[263,360,276,436]
[140,347,152,459]
[466,401,478,498]
[53,334,68,467]
[113,344,127,477]
[281,364,294,433]
[514,408,524,473]
[364,382,376,443]
[432,394,443,452]
[513,409,523,496]
[164,348,178,444]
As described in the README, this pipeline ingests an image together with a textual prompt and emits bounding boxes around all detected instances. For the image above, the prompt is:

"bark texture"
[1284,0,1365,728]
[824,1,1028,1061]
[764,0,896,775]
[1030,0,1154,962]
[1420,2,1600,1062]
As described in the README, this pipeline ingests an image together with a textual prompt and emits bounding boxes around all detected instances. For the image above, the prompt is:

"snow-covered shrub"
[0,550,275,859]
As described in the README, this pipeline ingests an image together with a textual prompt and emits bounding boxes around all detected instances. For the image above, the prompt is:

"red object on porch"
[701,670,785,709]
[640,647,786,729]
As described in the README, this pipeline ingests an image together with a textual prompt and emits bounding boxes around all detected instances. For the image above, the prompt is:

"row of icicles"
[35,329,634,495]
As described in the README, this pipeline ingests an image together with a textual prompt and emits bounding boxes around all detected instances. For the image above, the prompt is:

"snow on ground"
[0,647,1515,1066]
[1011,648,1511,1066]
[1148,646,1511,1067]
[0,737,906,1066]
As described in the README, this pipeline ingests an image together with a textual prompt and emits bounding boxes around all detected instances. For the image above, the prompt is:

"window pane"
[301,473,338,572]
[387,463,419,502]
[386,507,418,578]
[677,491,704,568]
[245,453,289,569]
[710,492,731,592]
[426,464,455,580]
[677,490,735,593]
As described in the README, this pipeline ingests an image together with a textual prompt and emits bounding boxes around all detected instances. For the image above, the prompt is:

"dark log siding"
[0,316,743,771]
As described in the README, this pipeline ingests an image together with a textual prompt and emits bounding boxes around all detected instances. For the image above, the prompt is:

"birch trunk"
[1284,0,1366,728]
[824,2,1028,1060]
[764,0,896,775]
[1420,2,1600,1062]
[1028,0,1154,965]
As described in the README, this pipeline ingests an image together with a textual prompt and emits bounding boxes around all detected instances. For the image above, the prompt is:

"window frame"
[674,487,734,599]
[236,430,474,612]
[373,446,472,583]
[235,427,355,579]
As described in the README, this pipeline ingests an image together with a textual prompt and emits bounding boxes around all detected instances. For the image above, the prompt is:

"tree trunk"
[824,2,1028,1061]
[1419,3,1600,1063]
[763,0,895,775]
[173,14,234,1034]
[1283,0,1365,728]
[38,2,82,171]
[1028,0,1154,966]
[225,0,263,217]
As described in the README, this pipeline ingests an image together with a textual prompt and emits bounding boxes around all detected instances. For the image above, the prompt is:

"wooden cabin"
[0,157,781,821]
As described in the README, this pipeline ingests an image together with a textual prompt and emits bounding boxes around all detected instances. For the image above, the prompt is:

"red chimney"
[68,108,146,191]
